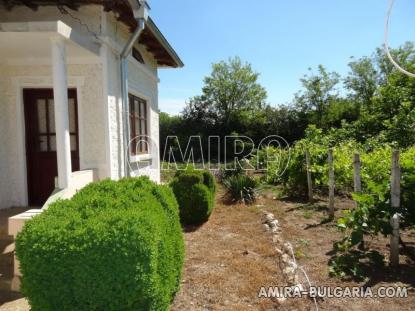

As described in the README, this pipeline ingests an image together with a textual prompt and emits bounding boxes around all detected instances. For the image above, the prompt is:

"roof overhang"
[2,0,184,68]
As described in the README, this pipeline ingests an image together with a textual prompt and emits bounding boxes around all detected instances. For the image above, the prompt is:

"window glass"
[37,99,47,134]
[129,94,148,155]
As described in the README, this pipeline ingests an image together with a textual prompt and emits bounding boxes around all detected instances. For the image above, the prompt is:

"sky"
[150,0,415,115]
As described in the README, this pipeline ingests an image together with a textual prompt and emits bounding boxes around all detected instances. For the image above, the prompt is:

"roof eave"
[147,17,184,68]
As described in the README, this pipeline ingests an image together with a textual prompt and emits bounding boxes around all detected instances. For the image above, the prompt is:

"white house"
[0,0,183,209]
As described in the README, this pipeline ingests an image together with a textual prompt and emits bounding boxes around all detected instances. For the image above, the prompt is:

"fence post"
[328,148,335,218]
[305,150,313,202]
[390,150,400,267]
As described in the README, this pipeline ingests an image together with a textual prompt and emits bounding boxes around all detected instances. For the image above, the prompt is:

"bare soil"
[172,187,415,310]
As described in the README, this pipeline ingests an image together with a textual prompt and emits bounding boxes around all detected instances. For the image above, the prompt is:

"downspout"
[120,0,149,177]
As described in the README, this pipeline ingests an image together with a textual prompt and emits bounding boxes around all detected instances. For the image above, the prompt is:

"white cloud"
[159,98,186,115]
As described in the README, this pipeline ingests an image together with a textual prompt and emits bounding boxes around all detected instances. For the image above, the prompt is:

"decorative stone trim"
[261,211,321,310]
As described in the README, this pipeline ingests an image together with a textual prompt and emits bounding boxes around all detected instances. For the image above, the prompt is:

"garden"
[5,42,415,310]
[7,143,415,310]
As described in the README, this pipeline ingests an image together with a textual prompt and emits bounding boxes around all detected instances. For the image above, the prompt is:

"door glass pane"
[48,99,55,133]
[37,99,47,134]
[69,98,76,133]
[135,118,140,137]
[50,135,56,151]
[140,120,146,135]
[140,102,146,118]
[39,135,48,152]
[134,101,139,117]
[70,135,77,151]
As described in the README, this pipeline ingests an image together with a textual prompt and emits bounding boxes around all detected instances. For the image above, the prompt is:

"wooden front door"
[23,89,80,206]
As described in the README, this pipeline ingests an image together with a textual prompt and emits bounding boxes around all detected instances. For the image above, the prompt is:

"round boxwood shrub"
[15,177,184,311]
[170,170,216,225]
[202,170,216,194]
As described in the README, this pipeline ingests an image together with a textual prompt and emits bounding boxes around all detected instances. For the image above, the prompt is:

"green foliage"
[218,164,244,181]
[295,65,341,128]
[160,43,415,163]
[330,146,415,279]
[223,174,258,204]
[170,170,216,225]
[262,125,394,197]
[183,56,267,131]
[251,123,415,279]
[15,177,184,311]
[202,170,216,193]
[329,250,384,281]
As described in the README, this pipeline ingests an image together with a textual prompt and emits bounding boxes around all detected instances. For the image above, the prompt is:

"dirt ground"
[172,187,415,311]
[172,189,283,311]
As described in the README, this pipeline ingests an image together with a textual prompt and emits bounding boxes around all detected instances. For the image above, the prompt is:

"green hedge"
[170,170,216,225]
[15,177,184,311]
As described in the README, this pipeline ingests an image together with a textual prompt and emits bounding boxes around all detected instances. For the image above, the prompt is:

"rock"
[262,212,274,223]
[293,274,300,285]
[262,224,270,231]
[283,266,295,275]
[269,219,279,228]
[283,242,293,254]
[274,247,283,255]
[281,253,291,263]
[271,227,279,233]
[272,235,283,244]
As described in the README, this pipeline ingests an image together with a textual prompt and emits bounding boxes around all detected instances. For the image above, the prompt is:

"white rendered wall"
[102,11,161,183]
[0,63,107,208]
[0,6,163,208]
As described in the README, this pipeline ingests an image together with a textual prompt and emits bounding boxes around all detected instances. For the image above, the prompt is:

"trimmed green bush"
[15,177,184,311]
[202,170,216,194]
[170,170,216,225]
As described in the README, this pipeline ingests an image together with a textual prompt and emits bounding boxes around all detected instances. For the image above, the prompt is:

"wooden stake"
[390,214,400,267]
[390,150,400,267]
[328,148,335,218]
[305,150,313,202]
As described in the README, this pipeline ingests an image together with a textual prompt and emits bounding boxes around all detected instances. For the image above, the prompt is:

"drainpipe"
[121,0,149,177]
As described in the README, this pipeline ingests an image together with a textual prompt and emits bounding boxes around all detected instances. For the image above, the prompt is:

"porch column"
[51,36,72,189]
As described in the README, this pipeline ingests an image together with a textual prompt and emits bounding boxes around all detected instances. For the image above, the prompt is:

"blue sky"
[150,0,414,115]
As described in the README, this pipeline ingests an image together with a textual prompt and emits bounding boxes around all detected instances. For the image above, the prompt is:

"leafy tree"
[344,56,379,111]
[294,65,340,128]
[354,42,415,146]
[160,42,415,160]
[183,57,267,134]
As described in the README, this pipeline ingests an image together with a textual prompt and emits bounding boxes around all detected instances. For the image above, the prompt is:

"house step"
[0,290,23,305]
[0,275,20,293]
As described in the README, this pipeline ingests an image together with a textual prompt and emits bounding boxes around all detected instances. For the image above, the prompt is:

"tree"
[295,65,340,128]
[182,57,267,134]
[344,56,379,111]
[354,42,415,146]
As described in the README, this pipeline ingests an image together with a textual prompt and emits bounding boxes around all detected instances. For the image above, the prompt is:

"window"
[132,47,144,64]
[129,94,148,155]
[33,91,78,153]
